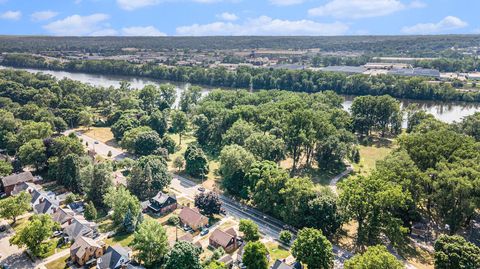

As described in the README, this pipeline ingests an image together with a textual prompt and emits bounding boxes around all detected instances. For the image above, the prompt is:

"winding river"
[2,66,480,124]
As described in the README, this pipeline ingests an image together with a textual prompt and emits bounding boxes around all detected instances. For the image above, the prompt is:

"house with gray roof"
[64,216,97,240]
[33,197,59,215]
[96,245,132,269]
[1,171,34,196]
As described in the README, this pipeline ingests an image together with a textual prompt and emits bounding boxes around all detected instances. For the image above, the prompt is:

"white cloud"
[117,0,161,10]
[117,0,228,10]
[122,26,166,36]
[31,11,58,22]
[401,16,468,34]
[43,13,111,36]
[0,10,21,20]
[270,0,305,6]
[176,16,349,36]
[308,0,423,19]
[217,12,238,21]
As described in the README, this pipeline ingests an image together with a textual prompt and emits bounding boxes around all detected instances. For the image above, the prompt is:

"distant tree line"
[3,54,480,102]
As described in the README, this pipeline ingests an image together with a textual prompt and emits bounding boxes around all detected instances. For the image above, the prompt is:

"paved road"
[170,174,353,266]
[63,130,129,161]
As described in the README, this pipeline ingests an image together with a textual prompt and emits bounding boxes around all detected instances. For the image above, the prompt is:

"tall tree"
[239,219,260,242]
[165,241,203,269]
[344,245,403,269]
[10,214,60,258]
[18,138,46,170]
[184,144,209,178]
[85,162,114,208]
[0,191,30,223]
[171,110,188,145]
[291,228,334,269]
[148,110,168,137]
[242,241,269,269]
[104,186,141,224]
[194,192,222,216]
[219,145,255,197]
[434,235,480,269]
[130,219,169,268]
[128,155,172,200]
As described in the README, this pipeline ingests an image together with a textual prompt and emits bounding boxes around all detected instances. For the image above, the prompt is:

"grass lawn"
[265,242,290,264]
[105,233,134,247]
[81,127,117,146]
[353,136,396,176]
[10,216,29,233]
[45,255,69,269]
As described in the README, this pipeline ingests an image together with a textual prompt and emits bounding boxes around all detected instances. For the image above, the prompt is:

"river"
[2,66,480,124]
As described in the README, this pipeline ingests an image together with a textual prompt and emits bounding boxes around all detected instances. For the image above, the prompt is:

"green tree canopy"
[242,241,269,269]
[344,245,403,269]
[130,218,169,268]
[165,241,203,269]
[291,227,334,269]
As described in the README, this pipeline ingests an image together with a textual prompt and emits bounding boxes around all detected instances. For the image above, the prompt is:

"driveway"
[63,130,129,161]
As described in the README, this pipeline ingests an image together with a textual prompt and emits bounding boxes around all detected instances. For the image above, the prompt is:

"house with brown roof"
[70,236,105,266]
[209,228,238,252]
[1,171,34,196]
[178,207,208,231]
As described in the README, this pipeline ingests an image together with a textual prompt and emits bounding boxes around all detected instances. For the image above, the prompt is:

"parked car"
[52,230,63,237]
[200,228,209,236]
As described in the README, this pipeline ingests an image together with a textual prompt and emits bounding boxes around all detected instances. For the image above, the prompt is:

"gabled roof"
[272,260,293,269]
[34,198,58,214]
[149,192,176,212]
[11,182,40,195]
[179,207,207,228]
[52,207,74,224]
[71,236,102,259]
[209,228,236,248]
[64,217,94,239]
[1,171,34,187]
[97,245,130,269]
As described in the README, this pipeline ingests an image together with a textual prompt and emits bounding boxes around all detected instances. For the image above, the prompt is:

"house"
[209,228,238,252]
[70,236,105,266]
[51,207,75,226]
[97,245,132,269]
[147,192,177,215]
[68,201,86,214]
[1,171,34,196]
[175,233,203,249]
[218,254,233,268]
[10,181,40,196]
[33,197,59,215]
[178,207,208,231]
[30,189,57,207]
[271,260,303,269]
[64,216,97,240]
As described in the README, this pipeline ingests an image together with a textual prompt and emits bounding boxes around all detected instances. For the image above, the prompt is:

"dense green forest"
[1,68,479,266]
[3,53,480,102]
[1,35,480,56]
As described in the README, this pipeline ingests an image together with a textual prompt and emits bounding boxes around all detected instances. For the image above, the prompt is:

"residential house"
[10,181,40,196]
[51,207,75,226]
[146,192,177,215]
[175,233,203,249]
[70,236,105,266]
[218,254,233,268]
[64,215,97,240]
[30,189,57,208]
[1,171,34,196]
[271,260,303,269]
[209,228,238,252]
[33,197,59,215]
[178,207,208,231]
[96,245,132,269]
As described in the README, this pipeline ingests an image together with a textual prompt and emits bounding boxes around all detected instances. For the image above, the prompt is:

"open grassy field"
[105,233,135,247]
[81,127,119,147]
[353,136,396,176]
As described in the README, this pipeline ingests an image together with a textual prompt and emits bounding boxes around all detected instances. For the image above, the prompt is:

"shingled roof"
[209,228,237,248]
[2,171,34,187]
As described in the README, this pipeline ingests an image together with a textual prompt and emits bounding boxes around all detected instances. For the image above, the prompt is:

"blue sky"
[0,0,478,36]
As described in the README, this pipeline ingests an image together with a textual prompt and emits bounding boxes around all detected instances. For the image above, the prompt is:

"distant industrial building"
[320,66,365,75]
[388,68,440,78]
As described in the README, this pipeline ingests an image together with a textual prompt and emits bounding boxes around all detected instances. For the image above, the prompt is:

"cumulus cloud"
[401,16,468,34]
[269,0,305,6]
[43,13,111,36]
[216,12,238,21]
[31,11,58,22]
[122,26,166,36]
[176,16,349,36]
[308,0,424,19]
[0,10,21,20]
[117,0,229,10]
